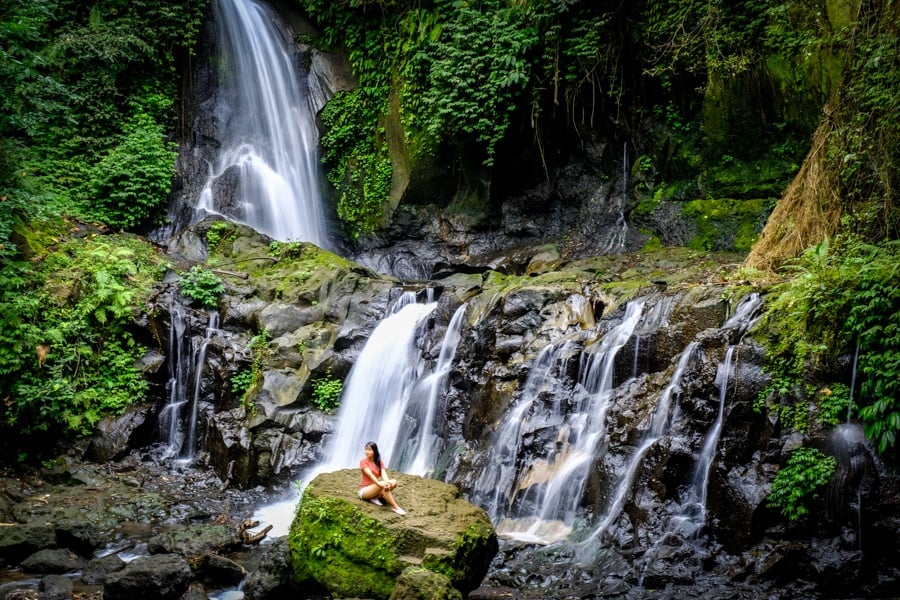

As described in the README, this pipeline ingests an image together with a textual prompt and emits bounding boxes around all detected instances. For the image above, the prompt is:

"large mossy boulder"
[288,469,498,599]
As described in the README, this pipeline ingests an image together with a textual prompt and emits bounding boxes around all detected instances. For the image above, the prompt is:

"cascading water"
[401,303,468,476]
[158,307,220,461]
[637,293,765,582]
[475,299,646,544]
[317,292,438,473]
[192,0,330,246]
[585,341,699,545]
[253,291,463,535]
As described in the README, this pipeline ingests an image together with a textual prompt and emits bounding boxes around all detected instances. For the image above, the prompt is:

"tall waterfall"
[318,292,438,473]
[474,300,646,544]
[194,0,330,245]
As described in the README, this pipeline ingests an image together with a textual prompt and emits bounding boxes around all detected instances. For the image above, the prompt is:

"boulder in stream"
[288,469,498,600]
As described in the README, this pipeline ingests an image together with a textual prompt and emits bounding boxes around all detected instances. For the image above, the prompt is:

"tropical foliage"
[756,237,900,453]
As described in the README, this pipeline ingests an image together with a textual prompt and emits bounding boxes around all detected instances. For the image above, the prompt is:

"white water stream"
[253,292,472,536]
[477,300,646,544]
[194,0,330,245]
[159,308,219,460]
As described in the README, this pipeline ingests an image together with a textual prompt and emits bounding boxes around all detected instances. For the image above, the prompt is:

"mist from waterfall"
[193,0,330,245]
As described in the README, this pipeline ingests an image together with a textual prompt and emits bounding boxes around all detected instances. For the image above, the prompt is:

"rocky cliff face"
[118,221,900,599]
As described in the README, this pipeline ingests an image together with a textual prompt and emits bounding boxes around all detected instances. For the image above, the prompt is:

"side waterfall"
[637,293,764,581]
[158,307,220,461]
[475,299,646,544]
[194,0,330,245]
[584,341,699,545]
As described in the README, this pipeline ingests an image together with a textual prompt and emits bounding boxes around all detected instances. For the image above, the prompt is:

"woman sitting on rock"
[358,441,406,515]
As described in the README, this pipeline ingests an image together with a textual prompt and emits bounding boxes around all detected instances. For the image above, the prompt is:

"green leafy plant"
[756,237,900,452]
[230,368,254,397]
[0,230,165,453]
[268,240,306,259]
[311,370,343,412]
[179,266,225,308]
[767,447,836,521]
[206,221,233,250]
[231,329,272,414]
[83,111,177,230]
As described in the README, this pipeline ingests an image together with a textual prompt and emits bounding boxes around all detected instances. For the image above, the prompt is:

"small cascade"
[158,307,220,461]
[472,343,575,527]
[402,303,468,476]
[848,340,860,421]
[637,293,765,581]
[187,0,331,245]
[585,341,699,544]
[477,300,646,544]
[827,423,868,551]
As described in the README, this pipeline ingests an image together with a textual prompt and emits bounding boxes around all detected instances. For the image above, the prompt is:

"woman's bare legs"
[359,482,404,513]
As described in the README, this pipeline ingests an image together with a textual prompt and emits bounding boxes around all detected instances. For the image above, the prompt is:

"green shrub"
[179,266,225,308]
[756,237,900,452]
[84,112,177,230]
[311,370,343,412]
[767,447,836,521]
[0,231,165,450]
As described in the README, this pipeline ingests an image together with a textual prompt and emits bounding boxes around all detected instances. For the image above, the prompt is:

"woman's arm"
[381,468,397,490]
[362,466,386,488]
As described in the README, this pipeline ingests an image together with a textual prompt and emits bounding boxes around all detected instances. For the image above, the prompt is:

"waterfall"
[585,341,699,544]
[158,307,219,461]
[252,291,444,535]
[476,300,646,545]
[402,303,468,476]
[637,293,765,582]
[317,293,438,472]
[193,0,330,246]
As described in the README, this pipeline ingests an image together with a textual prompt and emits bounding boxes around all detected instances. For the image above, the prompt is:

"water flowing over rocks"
[1,221,898,599]
[289,469,497,599]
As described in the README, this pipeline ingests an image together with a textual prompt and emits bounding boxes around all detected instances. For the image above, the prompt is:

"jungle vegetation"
[0,0,897,518]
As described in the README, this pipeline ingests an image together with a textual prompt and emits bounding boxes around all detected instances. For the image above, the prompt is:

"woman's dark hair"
[366,441,382,468]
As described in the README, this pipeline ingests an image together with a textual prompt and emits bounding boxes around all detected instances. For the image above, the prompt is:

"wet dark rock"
[80,554,126,585]
[241,538,306,600]
[53,519,101,558]
[181,582,209,600]
[85,406,155,463]
[146,524,236,557]
[103,553,192,600]
[38,574,72,600]
[20,549,85,574]
[196,552,246,586]
[0,524,57,564]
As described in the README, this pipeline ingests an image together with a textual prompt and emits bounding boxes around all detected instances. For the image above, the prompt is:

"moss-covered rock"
[288,469,498,599]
